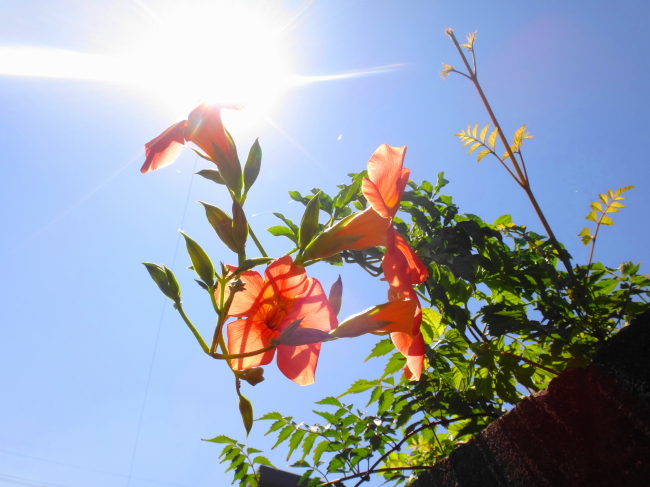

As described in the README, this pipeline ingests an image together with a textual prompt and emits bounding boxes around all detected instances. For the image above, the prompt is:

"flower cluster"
[141,104,428,428]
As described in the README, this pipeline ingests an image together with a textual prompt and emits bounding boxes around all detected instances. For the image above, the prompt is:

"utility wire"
[126,156,199,487]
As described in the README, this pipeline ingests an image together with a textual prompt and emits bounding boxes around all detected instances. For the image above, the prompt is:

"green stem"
[248,224,268,257]
[175,302,209,354]
[210,344,276,360]
[210,280,228,355]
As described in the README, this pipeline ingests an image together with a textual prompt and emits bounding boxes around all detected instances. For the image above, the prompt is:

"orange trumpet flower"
[361,144,429,380]
[226,256,337,386]
[140,103,241,173]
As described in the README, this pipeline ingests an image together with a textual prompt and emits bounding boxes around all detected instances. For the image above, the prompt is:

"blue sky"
[1,1,649,486]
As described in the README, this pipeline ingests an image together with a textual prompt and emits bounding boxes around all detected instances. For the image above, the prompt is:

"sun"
[0,0,399,126]
[125,2,293,115]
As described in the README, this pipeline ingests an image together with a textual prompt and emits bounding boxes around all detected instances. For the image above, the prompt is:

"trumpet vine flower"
[226,256,337,386]
[362,144,429,380]
[140,103,240,173]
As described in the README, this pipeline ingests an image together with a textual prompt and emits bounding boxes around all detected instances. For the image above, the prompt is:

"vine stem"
[446,30,574,279]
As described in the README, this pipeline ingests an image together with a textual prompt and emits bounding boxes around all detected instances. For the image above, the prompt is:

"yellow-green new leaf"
[577,227,592,246]
[600,216,614,226]
[468,142,482,155]
[472,123,478,138]
[477,149,491,162]
[461,138,474,148]
[586,211,598,222]
[590,201,603,212]
[479,124,489,142]
[487,128,498,149]
[599,193,609,204]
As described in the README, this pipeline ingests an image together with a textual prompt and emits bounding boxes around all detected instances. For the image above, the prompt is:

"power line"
[0,449,189,487]
[126,156,199,487]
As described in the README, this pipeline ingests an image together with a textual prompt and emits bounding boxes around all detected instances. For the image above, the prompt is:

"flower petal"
[391,330,424,381]
[141,120,188,173]
[302,207,390,262]
[227,318,276,370]
[392,231,428,285]
[382,226,413,295]
[331,299,416,338]
[265,256,308,298]
[185,103,234,159]
[227,270,266,317]
[361,178,391,218]
[274,278,337,386]
[283,277,338,333]
[366,145,409,216]
[276,342,321,386]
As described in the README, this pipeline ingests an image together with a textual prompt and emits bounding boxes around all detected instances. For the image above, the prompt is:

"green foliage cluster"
[204,29,650,486]
[212,173,649,486]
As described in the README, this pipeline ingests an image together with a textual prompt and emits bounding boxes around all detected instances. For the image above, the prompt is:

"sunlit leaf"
[477,149,491,162]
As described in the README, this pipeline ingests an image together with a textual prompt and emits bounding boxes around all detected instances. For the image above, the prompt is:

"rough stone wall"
[412,312,650,487]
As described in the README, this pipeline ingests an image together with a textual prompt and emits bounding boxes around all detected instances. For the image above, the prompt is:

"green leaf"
[243,138,262,193]
[301,433,317,460]
[142,263,180,301]
[265,420,286,435]
[315,396,343,407]
[313,441,331,464]
[338,379,380,397]
[288,190,304,202]
[239,394,254,436]
[253,456,275,467]
[421,308,444,343]
[382,352,406,377]
[298,470,314,485]
[195,168,226,185]
[272,213,299,233]
[367,386,383,407]
[299,191,321,250]
[179,232,215,287]
[267,225,298,244]
[199,201,238,253]
[433,172,449,195]
[203,435,236,444]
[365,339,395,361]
[234,257,274,274]
[231,200,248,252]
[258,411,283,421]
[287,429,307,460]
[377,388,395,414]
[493,214,512,226]
[211,135,242,198]
[272,425,294,449]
